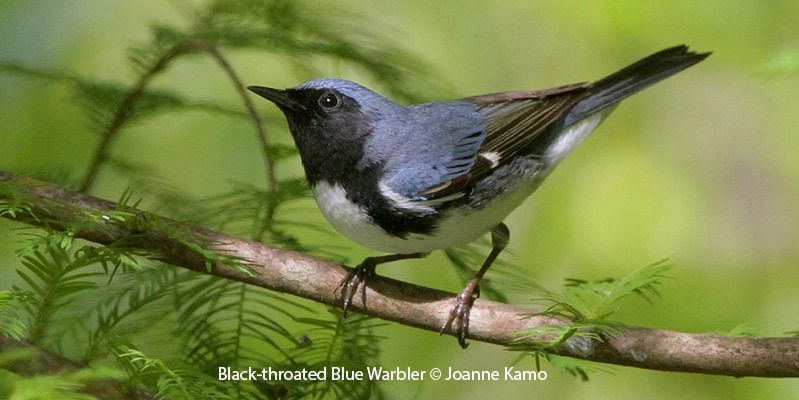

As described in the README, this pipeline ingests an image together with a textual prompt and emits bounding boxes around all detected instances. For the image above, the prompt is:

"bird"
[248,45,709,348]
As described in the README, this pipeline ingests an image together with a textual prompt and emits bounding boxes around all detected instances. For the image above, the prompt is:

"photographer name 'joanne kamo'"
[445,367,548,381]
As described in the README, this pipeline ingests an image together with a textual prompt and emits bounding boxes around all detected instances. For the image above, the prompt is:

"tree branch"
[2,171,798,378]
[0,337,154,400]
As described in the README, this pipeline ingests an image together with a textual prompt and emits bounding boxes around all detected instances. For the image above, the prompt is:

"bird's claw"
[337,261,376,318]
[440,289,478,349]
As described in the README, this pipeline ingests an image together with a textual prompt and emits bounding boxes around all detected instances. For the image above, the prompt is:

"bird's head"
[248,78,401,143]
[248,78,402,182]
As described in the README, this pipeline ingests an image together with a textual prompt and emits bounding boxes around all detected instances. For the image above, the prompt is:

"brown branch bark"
[2,171,798,378]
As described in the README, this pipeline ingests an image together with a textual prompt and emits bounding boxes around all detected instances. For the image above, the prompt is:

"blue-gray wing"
[382,84,590,206]
[413,84,590,202]
[379,101,487,203]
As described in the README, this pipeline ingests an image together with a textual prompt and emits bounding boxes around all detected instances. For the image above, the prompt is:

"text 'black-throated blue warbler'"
[248,45,709,348]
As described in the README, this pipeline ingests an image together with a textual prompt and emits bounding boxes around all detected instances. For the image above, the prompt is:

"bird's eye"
[317,92,340,110]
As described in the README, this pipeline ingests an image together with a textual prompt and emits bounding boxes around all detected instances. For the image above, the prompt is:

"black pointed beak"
[247,86,304,112]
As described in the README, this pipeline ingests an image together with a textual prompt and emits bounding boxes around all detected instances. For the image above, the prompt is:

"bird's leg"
[441,223,509,348]
[338,252,428,317]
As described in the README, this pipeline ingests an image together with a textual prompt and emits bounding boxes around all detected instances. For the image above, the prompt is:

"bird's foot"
[337,259,377,318]
[440,285,480,348]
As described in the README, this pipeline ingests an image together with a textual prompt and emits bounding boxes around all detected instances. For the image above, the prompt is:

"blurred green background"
[1,0,798,398]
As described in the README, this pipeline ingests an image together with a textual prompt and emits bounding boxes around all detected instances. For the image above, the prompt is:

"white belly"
[312,181,533,254]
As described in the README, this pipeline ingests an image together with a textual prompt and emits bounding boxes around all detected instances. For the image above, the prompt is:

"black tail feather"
[565,45,710,125]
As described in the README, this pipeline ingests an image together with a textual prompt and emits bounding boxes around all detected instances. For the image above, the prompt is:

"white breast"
[312,181,398,251]
[312,181,531,254]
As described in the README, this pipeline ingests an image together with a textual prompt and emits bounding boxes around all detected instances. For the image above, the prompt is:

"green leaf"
[0,290,28,340]
[537,259,671,322]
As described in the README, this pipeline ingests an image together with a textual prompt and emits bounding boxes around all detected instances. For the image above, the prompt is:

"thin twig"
[2,171,799,378]
[79,43,187,193]
[187,40,278,191]
[79,39,278,193]
[185,40,280,243]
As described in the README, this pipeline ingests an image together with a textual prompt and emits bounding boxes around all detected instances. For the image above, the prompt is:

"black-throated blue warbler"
[248,45,709,348]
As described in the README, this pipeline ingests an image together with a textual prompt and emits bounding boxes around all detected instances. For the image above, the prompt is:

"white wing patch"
[378,182,435,212]
[479,151,501,168]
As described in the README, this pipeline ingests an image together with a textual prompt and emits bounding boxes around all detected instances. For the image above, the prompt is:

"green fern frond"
[0,183,36,221]
[184,0,442,101]
[176,279,304,365]
[285,310,386,399]
[83,268,182,361]
[117,348,233,400]
[506,260,672,380]
[0,290,29,340]
[174,277,315,399]
[0,62,251,128]
[507,319,615,371]
[537,259,672,322]
[724,322,759,337]
[14,243,104,345]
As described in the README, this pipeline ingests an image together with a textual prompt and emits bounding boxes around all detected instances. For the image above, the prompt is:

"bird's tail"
[564,45,710,126]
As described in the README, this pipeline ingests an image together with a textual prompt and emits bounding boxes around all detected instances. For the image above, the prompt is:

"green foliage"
[83,268,182,361]
[1,367,124,400]
[535,259,671,322]
[724,322,759,337]
[182,0,441,102]
[6,0,778,397]
[0,183,36,221]
[286,312,385,399]
[507,260,672,380]
[0,196,388,398]
[0,63,247,133]
[0,0,683,392]
[446,242,548,303]
[118,348,232,400]
[15,243,103,344]
[2,0,443,193]
[0,290,28,340]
